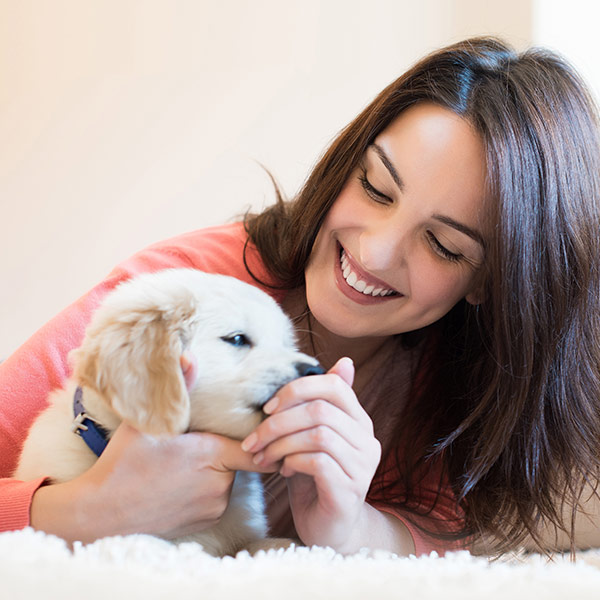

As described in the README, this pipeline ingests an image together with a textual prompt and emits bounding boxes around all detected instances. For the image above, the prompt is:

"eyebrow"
[370,143,485,249]
[433,214,485,248]
[371,143,404,191]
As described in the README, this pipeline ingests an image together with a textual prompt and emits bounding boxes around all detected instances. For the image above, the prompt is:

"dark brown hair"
[245,37,600,554]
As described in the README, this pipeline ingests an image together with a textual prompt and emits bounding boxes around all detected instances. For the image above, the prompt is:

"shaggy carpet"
[2,528,600,599]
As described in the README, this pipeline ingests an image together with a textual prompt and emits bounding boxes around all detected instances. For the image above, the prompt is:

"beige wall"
[0,0,558,357]
[532,0,600,101]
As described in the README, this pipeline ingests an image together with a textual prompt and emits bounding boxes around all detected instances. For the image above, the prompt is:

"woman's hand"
[241,357,382,552]
[31,423,273,545]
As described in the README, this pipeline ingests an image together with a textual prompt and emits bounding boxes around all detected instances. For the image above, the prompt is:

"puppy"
[15,268,322,556]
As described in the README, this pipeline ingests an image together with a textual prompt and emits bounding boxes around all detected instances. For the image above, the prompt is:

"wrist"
[334,502,416,556]
[30,478,112,545]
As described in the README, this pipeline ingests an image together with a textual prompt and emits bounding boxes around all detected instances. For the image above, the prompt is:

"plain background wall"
[532,0,600,100]
[0,0,596,358]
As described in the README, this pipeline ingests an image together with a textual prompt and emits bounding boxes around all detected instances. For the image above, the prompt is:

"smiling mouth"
[338,244,401,298]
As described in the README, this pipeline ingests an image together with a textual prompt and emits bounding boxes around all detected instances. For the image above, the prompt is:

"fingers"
[103,424,276,475]
[262,363,369,429]
[280,452,371,517]
[279,452,351,493]
[328,357,355,388]
[253,425,379,481]
[246,400,365,455]
[183,431,279,474]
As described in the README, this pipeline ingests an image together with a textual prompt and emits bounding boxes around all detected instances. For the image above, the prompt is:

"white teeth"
[339,250,396,297]
[347,271,358,286]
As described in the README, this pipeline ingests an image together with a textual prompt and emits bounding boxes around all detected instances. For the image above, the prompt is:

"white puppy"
[15,268,321,556]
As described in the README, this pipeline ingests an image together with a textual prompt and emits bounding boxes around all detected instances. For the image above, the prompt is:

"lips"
[334,242,402,305]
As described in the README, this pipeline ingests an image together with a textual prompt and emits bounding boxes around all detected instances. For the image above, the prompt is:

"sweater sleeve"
[0,222,267,532]
[369,495,467,557]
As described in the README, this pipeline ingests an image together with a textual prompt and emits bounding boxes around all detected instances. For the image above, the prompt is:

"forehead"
[196,279,293,340]
[373,102,488,226]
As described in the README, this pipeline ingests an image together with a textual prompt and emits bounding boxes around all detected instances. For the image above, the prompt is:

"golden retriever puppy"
[15,268,322,556]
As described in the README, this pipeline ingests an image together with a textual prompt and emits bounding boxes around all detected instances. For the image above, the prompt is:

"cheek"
[413,260,474,310]
[324,179,372,228]
[306,193,353,267]
[333,181,372,218]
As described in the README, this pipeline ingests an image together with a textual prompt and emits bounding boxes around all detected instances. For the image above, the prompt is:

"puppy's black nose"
[295,362,325,377]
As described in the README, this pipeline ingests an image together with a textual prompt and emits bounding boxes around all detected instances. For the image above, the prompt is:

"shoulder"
[110,222,279,295]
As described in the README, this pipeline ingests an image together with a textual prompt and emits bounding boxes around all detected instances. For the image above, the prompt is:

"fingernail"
[263,396,279,415]
[241,432,258,452]
[252,451,264,465]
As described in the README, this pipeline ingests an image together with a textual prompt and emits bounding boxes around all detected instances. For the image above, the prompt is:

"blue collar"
[71,386,110,457]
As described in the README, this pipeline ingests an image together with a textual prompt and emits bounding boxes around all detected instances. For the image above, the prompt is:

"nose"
[294,362,325,377]
[359,216,410,272]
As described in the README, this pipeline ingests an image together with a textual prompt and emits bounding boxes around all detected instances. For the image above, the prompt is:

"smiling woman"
[245,37,600,555]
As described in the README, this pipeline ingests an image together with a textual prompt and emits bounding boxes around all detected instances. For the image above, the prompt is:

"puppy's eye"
[221,333,252,348]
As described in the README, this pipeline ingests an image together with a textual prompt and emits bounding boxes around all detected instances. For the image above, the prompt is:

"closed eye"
[221,333,253,348]
[426,231,462,262]
[358,168,392,204]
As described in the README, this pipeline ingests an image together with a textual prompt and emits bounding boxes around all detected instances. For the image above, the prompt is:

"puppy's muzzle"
[294,362,325,377]
[255,362,326,414]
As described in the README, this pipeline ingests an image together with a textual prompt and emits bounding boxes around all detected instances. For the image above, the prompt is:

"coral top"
[0,222,464,555]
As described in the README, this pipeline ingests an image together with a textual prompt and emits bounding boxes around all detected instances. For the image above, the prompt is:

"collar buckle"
[71,411,89,433]
[71,386,109,457]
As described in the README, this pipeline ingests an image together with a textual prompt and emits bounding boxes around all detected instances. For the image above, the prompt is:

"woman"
[1,37,599,556]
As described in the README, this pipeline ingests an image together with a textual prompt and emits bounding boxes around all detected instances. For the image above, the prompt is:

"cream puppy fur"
[15,268,321,556]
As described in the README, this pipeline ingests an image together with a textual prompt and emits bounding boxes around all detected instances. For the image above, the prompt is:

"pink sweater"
[0,222,463,555]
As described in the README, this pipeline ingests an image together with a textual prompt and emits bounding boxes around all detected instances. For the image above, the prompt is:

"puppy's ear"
[72,302,197,436]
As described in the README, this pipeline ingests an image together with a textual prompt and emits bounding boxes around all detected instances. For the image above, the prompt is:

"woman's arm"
[29,424,271,544]
[334,502,416,555]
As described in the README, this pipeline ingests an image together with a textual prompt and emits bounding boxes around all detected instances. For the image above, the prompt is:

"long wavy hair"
[244,37,600,554]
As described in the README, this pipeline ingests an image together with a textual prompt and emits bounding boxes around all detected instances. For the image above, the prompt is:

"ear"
[72,303,197,436]
[465,290,483,306]
[465,270,487,306]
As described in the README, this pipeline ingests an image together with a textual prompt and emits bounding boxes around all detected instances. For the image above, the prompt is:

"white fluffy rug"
[3,528,600,599]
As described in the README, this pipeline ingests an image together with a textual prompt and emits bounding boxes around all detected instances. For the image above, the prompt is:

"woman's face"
[305,102,488,339]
